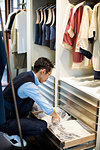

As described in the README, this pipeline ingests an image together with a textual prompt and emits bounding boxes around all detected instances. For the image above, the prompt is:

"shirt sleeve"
[17,82,54,115]
[15,14,18,30]
[89,5,97,41]
[62,8,73,50]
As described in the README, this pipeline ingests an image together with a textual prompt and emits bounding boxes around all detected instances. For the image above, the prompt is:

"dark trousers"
[0,115,47,138]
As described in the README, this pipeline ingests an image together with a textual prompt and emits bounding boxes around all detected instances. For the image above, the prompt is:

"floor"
[0,132,59,150]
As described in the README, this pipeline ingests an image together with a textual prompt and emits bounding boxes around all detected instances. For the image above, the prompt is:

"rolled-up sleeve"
[17,82,54,115]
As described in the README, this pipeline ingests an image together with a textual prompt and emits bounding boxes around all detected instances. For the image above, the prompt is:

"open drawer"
[45,122,96,150]
[33,108,96,150]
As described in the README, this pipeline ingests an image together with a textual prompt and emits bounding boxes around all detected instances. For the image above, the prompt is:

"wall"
[27,0,56,71]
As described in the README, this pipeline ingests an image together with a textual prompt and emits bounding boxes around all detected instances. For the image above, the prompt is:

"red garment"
[70,5,84,63]
[63,8,73,50]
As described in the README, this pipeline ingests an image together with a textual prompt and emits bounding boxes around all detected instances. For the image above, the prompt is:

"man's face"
[39,68,52,83]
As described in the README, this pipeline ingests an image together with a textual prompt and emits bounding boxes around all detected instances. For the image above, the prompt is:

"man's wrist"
[50,110,58,117]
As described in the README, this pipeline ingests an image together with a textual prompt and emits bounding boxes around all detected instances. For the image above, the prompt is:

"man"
[0,57,60,147]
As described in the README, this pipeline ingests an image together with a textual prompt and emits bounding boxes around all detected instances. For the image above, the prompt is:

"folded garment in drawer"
[36,107,96,149]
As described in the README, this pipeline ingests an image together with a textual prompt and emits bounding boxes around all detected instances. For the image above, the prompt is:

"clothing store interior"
[0,0,100,149]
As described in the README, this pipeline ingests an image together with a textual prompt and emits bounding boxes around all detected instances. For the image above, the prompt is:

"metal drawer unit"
[39,75,55,106]
[35,78,98,149]
[53,80,98,149]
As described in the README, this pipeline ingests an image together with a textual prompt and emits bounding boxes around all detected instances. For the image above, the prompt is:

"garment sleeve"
[62,8,73,50]
[17,82,54,115]
[11,18,17,53]
[68,8,76,38]
[89,6,97,42]
[5,13,11,31]
[80,6,93,59]
[15,13,19,30]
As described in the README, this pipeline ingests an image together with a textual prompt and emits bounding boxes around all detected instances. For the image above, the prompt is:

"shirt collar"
[32,71,39,86]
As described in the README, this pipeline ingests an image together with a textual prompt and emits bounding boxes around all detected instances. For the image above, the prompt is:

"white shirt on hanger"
[15,11,27,54]
[5,11,16,31]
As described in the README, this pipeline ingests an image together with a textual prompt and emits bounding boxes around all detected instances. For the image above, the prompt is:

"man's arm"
[18,82,60,123]
[18,82,54,114]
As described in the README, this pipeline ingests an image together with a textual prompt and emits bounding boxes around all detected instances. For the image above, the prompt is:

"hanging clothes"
[5,11,17,32]
[38,9,44,45]
[13,52,27,69]
[34,9,40,44]
[50,7,56,50]
[15,10,27,54]
[42,8,49,46]
[62,4,74,50]
[68,2,85,69]
[74,4,93,69]
[11,17,17,53]
[11,12,27,69]
[34,8,44,45]
[34,4,56,50]
[61,3,74,49]
[44,7,53,47]
[0,32,7,125]
[62,2,86,69]
[88,2,100,79]
[79,4,93,59]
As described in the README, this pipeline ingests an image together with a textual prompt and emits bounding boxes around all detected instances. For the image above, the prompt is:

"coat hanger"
[46,7,53,24]
[44,4,53,10]
[36,3,50,11]
[49,4,56,9]
[39,9,44,23]
[35,9,40,24]
[42,4,50,10]
[18,2,26,9]
[51,7,56,26]
[43,9,46,24]
[36,3,55,11]
[45,3,56,25]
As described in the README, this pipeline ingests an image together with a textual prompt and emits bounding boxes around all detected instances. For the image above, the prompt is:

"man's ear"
[40,69,46,74]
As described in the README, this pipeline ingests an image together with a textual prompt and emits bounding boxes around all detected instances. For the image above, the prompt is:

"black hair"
[32,57,54,73]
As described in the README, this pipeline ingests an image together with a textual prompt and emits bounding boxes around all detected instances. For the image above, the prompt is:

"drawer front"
[45,123,96,150]
[58,80,99,132]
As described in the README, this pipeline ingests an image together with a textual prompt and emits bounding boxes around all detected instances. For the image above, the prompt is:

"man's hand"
[32,110,43,115]
[50,110,60,124]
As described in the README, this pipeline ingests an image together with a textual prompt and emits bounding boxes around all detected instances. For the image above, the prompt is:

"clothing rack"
[37,3,56,10]
[0,8,24,150]
[50,4,56,9]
